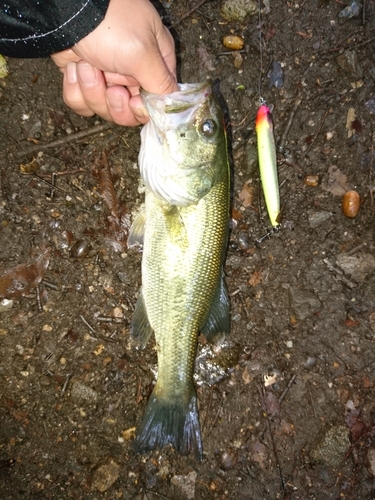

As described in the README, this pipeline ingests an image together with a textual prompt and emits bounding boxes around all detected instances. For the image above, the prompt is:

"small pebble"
[0,299,13,313]
[308,210,331,228]
[171,471,197,500]
[338,1,361,18]
[92,460,120,492]
[219,449,238,470]
[221,0,258,22]
[304,175,319,187]
[223,35,244,50]
[71,381,98,404]
[366,447,375,476]
[70,240,92,260]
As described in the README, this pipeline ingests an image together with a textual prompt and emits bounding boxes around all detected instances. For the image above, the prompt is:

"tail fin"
[133,388,203,461]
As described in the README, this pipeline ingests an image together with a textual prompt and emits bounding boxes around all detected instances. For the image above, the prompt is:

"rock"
[268,60,284,89]
[288,287,321,321]
[0,298,13,313]
[336,253,375,283]
[365,97,375,114]
[219,449,238,470]
[338,1,362,19]
[307,210,331,229]
[366,447,375,476]
[310,425,350,467]
[336,50,363,79]
[171,471,197,500]
[221,0,258,22]
[70,381,98,404]
[92,460,120,492]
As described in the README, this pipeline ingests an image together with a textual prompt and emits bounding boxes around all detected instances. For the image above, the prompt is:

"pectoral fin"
[164,205,189,248]
[200,274,230,343]
[128,209,146,248]
[130,289,153,347]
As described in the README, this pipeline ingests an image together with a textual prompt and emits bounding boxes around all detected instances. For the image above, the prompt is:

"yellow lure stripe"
[256,105,280,227]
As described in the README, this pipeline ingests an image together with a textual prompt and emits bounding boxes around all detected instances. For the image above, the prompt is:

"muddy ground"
[1,1,375,499]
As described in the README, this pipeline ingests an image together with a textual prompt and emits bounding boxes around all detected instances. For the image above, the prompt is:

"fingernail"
[134,105,148,119]
[78,62,97,88]
[107,93,124,113]
[66,62,77,84]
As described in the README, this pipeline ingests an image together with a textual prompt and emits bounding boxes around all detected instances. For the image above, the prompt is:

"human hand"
[51,0,177,126]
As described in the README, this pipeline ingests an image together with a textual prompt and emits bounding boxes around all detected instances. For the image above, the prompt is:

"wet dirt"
[1,1,375,499]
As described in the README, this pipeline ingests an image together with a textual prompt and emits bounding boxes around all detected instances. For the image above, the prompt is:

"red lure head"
[256,105,272,129]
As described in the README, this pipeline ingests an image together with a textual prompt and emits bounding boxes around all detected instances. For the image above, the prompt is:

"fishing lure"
[256,104,280,227]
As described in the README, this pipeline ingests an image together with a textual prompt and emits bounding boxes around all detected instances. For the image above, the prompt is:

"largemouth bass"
[128,81,230,460]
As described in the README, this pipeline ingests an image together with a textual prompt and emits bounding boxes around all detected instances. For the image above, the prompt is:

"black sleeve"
[0,0,110,58]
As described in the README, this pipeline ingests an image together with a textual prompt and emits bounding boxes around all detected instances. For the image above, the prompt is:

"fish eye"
[201,119,217,137]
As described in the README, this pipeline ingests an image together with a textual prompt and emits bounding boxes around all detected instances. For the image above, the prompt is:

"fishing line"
[255,0,281,234]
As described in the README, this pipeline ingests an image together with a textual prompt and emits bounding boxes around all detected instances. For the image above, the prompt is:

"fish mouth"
[141,81,212,133]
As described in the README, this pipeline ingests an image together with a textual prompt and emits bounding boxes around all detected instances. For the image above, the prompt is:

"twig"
[61,373,72,396]
[80,315,97,338]
[278,374,297,404]
[41,279,58,291]
[307,380,318,419]
[238,291,250,319]
[142,490,172,500]
[170,0,210,27]
[205,393,225,438]
[202,385,214,434]
[362,0,366,26]
[40,169,85,178]
[217,49,246,57]
[16,123,112,158]
[278,95,302,154]
[323,258,357,289]
[36,285,42,311]
[304,107,330,158]
[345,242,367,256]
[30,173,68,194]
[319,29,364,54]
[257,385,285,492]
[49,172,56,199]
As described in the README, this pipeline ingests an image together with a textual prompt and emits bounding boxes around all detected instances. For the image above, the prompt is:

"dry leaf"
[250,439,268,469]
[238,180,254,207]
[242,365,253,384]
[122,427,136,441]
[321,165,350,196]
[248,270,263,286]
[0,247,51,299]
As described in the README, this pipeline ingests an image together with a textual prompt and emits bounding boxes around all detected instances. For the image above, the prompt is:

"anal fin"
[130,289,153,347]
[201,273,230,344]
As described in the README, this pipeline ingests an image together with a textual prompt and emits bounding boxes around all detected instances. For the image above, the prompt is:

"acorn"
[223,35,244,51]
[342,190,360,218]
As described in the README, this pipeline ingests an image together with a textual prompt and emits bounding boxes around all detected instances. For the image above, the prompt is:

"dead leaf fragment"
[0,248,51,299]
[248,270,263,287]
[238,180,254,207]
[346,107,356,138]
[250,439,268,469]
[321,165,350,196]
[122,427,136,441]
